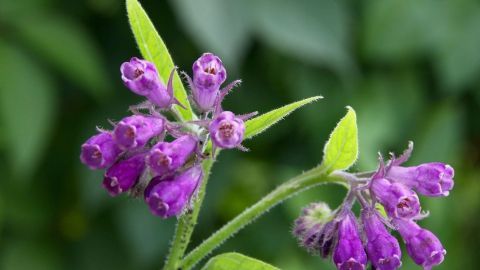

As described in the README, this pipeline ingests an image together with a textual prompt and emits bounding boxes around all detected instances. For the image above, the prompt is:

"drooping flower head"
[147,135,198,176]
[103,153,146,196]
[113,115,165,150]
[191,53,227,112]
[361,208,402,270]
[80,131,121,169]
[144,165,203,218]
[394,219,446,270]
[209,111,245,149]
[332,210,368,270]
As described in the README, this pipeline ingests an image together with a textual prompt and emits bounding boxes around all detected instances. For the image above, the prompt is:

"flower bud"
[333,211,367,270]
[103,153,146,196]
[387,162,454,197]
[147,135,198,176]
[293,202,336,255]
[192,53,227,112]
[361,209,402,270]
[80,132,121,169]
[209,111,245,149]
[371,178,421,219]
[113,115,164,150]
[144,165,202,218]
[394,219,446,269]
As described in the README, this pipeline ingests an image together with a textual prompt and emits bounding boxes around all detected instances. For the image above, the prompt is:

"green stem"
[163,158,214,270]
[180,167,346,269]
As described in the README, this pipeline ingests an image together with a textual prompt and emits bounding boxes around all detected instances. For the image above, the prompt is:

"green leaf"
[321,106,358,173]
[0,40,56,179]
[244,96,322,140]
[126,0,194,121]
[201,253,279,270]
[13,14,110,100]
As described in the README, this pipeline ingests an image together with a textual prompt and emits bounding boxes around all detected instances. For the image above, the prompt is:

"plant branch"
[180,166,347,269]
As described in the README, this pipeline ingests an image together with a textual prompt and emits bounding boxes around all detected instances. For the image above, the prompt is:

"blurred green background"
[1,0,479,269]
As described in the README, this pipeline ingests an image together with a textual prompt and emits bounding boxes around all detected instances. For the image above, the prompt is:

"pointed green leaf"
[321,106,358,173]
[126,0,194,121]
[244,96,322,140]
[201,253,279,270]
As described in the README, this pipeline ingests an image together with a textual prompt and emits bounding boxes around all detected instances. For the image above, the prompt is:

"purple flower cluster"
[294,143,454,270]
[80,53,255,218]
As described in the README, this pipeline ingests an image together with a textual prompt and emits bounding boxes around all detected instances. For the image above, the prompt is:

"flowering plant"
[79,1,455,269]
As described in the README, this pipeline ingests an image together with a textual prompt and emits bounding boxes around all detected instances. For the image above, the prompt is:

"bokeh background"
[1,0,480,269]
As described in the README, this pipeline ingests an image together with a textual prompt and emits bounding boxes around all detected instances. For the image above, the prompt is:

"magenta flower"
[144,165,203,218]
[361,208,402,270]
[121,57,180,108]
[209,111,245,149]
[113,115,164,150]
[394,219,446,270]
[332,211,367,270]
[80,132,121,169]
[370,178,421,220]
[121,57,160,96]
[387,162,454,197]
[147,135,198,176]
[103,153,146,196]
[191,53,227,112]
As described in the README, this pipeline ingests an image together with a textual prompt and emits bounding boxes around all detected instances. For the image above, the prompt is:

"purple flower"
[209,111,245,149]
[121,57,178,108]
[293,202,337,256]
[370,178,421,219]
[386,162,454,197]
[191,53,227,112]
[147,135,198,176]
[103,153,146,196]
[333,211,367,270]
[361,209,402,270]
[394,219,446,269]
[80,132,121,169]
[121,57,161,96]
[144,165,203,218]
[113,115,164,150]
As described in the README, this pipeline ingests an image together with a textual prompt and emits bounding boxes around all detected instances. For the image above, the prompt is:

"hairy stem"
[180,167,347,269]
[163,158,214,270]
